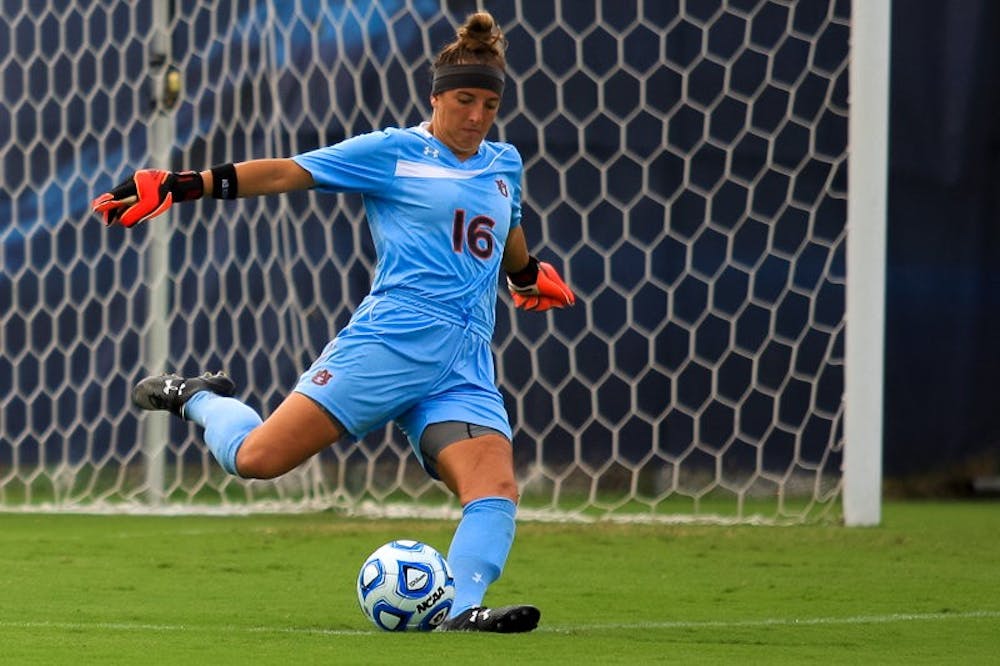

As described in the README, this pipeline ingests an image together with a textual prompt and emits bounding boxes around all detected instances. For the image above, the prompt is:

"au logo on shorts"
[312,369,333,386]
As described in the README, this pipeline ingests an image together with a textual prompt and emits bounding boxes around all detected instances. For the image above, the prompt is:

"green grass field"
[0,501,997,664]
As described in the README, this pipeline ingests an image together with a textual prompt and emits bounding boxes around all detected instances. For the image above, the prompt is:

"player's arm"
[91,158,314,227]
[503,225,575,312]
[199,159,314,198]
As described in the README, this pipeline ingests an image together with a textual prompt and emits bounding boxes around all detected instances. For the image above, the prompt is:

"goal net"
[0,0,850,523]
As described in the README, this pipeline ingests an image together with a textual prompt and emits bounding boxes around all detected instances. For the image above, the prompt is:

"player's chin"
[459,129,485,145]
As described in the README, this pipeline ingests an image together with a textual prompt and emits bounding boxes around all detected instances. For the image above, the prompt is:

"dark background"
[886,0,1000,486]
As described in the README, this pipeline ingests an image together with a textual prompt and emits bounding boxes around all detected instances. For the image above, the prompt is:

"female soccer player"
[92,12,573,633]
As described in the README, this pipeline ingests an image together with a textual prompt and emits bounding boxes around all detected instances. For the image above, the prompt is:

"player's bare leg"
[234,392,342,478]
[435,434,518,505]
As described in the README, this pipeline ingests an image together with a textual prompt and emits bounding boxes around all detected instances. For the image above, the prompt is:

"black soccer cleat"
[132,372,236,418]
[436,605,541,633]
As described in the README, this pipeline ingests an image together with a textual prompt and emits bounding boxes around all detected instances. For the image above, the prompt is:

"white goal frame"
[843,0,890,526]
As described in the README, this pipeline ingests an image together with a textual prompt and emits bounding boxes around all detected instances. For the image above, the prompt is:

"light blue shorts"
[293,294,512,474]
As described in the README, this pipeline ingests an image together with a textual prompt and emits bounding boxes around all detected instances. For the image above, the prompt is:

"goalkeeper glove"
[91,169,204,227]
[506,256,576,311]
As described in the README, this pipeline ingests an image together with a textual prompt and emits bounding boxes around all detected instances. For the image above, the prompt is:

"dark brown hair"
[433,11,508,71]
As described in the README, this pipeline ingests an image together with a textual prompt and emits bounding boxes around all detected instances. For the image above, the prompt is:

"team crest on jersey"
[495,178,508,197]
[311,369,333,386]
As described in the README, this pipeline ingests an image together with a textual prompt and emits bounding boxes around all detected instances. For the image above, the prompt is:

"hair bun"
[433,11,507,71]
[460,12,495,40]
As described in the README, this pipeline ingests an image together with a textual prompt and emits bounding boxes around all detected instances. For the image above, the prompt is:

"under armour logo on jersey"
[424,145,439,159]
[495,179,508,197]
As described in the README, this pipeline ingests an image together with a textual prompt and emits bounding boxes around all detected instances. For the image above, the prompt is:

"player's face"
[429,88,500,160]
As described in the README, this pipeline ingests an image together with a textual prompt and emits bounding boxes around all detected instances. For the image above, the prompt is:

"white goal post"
[0,0,883,524]
[844,0,890,527]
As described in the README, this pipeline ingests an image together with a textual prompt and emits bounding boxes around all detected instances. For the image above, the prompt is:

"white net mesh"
[0,0,849,522]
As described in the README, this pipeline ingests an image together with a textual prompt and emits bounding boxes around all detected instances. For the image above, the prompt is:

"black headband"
[431,64,505,96]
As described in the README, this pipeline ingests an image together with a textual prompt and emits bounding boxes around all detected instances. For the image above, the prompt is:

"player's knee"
[461,477,519,505]
[497,477,520,503]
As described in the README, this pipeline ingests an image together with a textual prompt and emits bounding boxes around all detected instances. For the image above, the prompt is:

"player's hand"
[507,257,575,311]
[91,169,204,227]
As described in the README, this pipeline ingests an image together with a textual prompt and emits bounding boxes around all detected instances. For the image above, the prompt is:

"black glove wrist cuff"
[171,170,205,202]
[506,255,540,287]
[210,163,239,199]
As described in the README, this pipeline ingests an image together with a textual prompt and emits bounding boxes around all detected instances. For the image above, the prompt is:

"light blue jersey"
[289,124,524,469]
[292,123,523,341]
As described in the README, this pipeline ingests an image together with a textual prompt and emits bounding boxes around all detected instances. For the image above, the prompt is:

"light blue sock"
[182,391,262,476]
[446,496,517,617]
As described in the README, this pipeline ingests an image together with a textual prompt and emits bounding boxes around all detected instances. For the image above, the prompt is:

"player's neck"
[424,122,478,162]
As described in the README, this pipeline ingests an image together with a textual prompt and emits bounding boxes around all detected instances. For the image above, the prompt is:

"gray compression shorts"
[419,420,507,479]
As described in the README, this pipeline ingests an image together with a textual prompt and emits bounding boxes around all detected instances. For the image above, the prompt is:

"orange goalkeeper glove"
[92,169,203,227]
[506,256,576,311]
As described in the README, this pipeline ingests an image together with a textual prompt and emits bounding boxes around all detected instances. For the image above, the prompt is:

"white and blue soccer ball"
[356,539,455,631]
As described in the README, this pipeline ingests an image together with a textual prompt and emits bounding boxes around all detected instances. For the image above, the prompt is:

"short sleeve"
[292,130,397,194]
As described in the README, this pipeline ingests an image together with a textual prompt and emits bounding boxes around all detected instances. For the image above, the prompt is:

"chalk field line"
[0,610,996,637]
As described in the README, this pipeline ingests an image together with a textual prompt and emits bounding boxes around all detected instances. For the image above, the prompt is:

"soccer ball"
[356,539,455,631]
